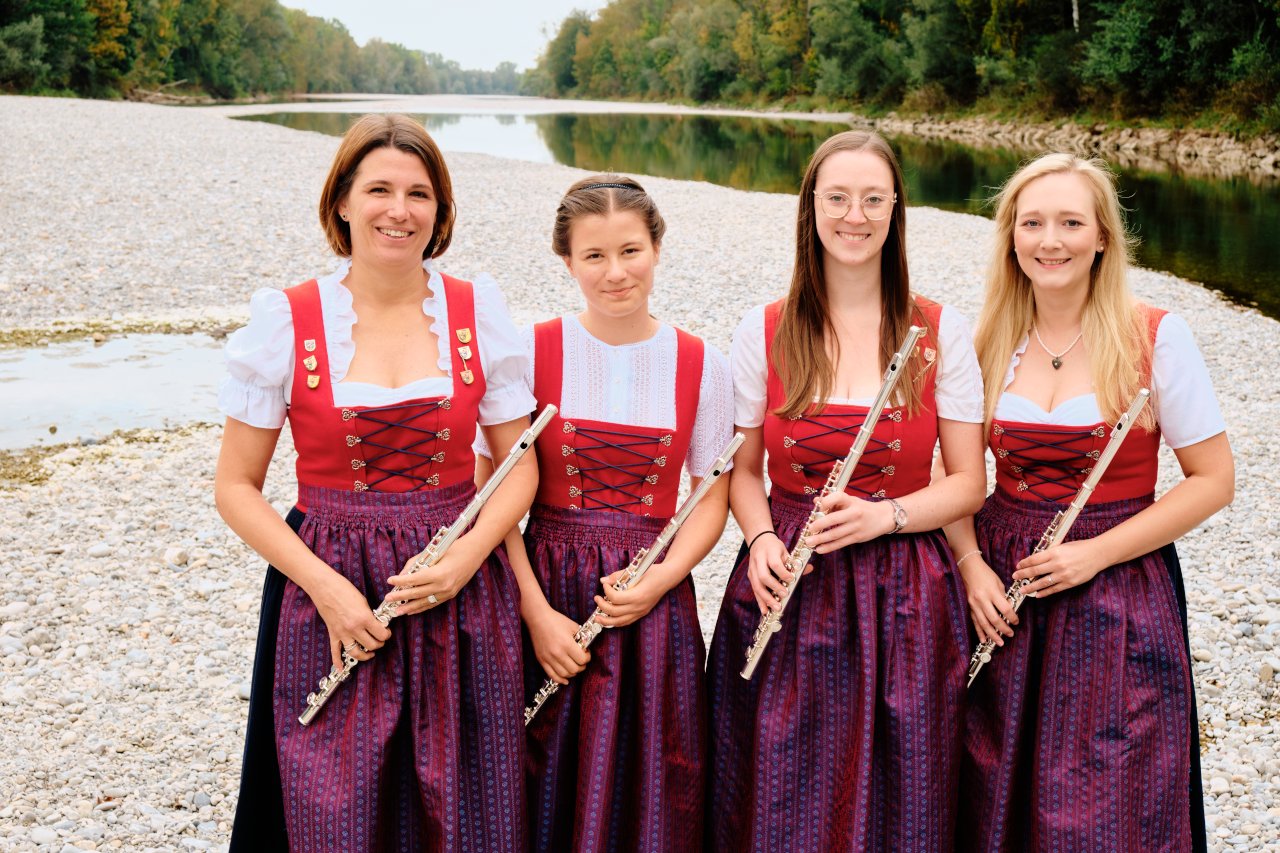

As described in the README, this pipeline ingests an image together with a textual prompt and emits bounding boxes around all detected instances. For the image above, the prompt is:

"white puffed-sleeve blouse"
[217,259,536,429]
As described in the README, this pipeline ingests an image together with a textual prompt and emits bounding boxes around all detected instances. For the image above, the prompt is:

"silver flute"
[965,388,1150,687]
[298,404,558,726]
[524,432,746,726]
[740,326,924,680]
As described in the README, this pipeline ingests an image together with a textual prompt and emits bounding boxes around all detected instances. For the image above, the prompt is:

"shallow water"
[0,334,224,450]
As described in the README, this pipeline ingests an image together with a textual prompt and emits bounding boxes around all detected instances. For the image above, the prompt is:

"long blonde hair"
[974,153,1155,430]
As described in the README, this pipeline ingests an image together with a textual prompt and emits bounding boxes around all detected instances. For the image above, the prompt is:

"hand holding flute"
[298,404,558,726]
[965,389,1150,687]
[524,433,746,725]
[740,327,924,680]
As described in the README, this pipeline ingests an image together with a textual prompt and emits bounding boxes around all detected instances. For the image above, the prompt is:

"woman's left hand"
[803,493,896,553]
[592,567,668,628]
[1012,539,1110,599]
[385,545,482,616]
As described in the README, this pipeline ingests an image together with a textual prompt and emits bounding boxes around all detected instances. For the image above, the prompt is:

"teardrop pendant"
[1051,357,1063,370]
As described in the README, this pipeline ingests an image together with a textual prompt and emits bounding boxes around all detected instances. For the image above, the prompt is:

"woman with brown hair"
[215,114,536,851]
[705,130,987,850]
[477,174,734,851]
[949,153,1232,851]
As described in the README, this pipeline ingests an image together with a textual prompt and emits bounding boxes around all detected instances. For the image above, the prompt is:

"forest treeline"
[0,0,520,99]
[527,0,1280,133]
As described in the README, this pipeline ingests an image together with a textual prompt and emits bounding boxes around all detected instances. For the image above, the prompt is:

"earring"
[340,213,349,222]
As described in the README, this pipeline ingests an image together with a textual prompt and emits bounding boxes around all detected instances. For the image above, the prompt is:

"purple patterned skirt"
[273,481,525,853]
[706,488,969,852]
[522,503,707,853]
[958,489,1195,853]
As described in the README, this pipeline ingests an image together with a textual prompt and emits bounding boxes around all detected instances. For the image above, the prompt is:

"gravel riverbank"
[1,96,1276,851]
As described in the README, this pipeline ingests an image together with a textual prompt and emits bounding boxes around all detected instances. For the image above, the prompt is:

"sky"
[281,1,608,71]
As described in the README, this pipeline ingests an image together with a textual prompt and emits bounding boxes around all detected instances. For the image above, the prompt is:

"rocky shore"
[1,96,1276,851]
[869,114,1280,181]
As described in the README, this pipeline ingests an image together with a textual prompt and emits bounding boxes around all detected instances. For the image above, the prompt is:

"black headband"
[577,182,638,192]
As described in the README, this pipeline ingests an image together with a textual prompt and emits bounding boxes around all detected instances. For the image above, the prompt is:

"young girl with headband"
[478,175,734,851]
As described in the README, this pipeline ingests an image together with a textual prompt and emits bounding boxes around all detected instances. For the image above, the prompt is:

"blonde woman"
[948,153,1232,851]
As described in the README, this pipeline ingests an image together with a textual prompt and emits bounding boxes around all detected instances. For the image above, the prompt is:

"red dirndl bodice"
[991,305,1166,503]
[530,318,704,517]
[282,274,486,507]
[761,297,944,498]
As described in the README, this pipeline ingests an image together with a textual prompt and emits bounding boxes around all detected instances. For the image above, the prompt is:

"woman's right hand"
[747,533,793,614]
[526,605,590,685]
[313,574,393,671]
[960,557,1018,646]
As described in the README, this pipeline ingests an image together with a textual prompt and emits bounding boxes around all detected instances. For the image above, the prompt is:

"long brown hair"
[318,113,456,259]
[973,152,1154,431]
[773,130,932,418]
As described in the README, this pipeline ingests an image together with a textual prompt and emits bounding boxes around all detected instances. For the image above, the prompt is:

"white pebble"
[31,827,58,844]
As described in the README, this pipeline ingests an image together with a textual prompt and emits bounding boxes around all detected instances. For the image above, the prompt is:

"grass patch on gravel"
[0,319,239,348]
[0,423,220,488]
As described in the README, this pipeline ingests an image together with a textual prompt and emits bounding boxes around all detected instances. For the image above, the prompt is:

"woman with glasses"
[705,130,987,850]
[947,153,1231,852]
[476,175,734,852]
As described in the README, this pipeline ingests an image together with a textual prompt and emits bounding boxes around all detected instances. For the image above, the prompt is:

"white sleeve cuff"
[933,304,985,423]
[1153,313,1226,448]
[217,376,287,429]
[731,304,769,428]
[473,273,536,423]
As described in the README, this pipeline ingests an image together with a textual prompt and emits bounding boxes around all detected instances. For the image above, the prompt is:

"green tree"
[1079,0,1179,112]
[531,10,592,95]
[0,15,49,89]
[4,0,95,89]
[125,0,183,88]
[811,0,907,107]
[225,0,290,94]
[668,0,739,101]
[902,0,979,107]
[169,0,246,98]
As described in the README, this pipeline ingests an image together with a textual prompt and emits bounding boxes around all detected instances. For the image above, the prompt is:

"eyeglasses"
[813,191,897,221]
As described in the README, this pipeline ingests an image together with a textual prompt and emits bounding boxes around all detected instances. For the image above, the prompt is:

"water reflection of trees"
[242,112,465,137]
[890,133,1280,315]
[531,114,853,194]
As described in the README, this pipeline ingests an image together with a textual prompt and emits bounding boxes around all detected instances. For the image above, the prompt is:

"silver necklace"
[1032,325,1083,370]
